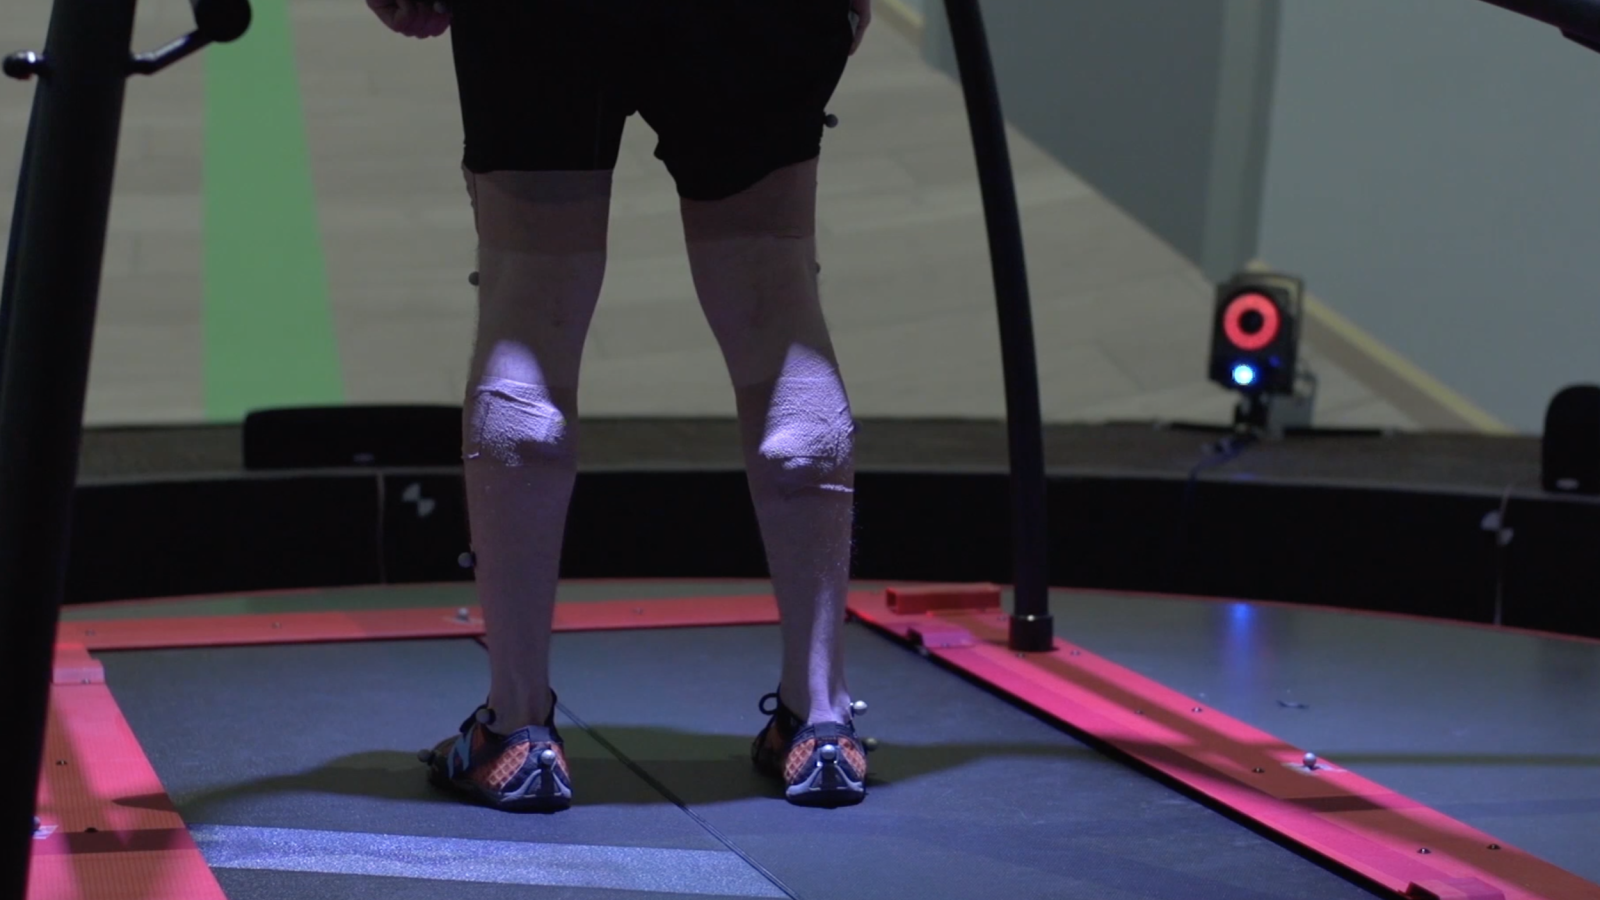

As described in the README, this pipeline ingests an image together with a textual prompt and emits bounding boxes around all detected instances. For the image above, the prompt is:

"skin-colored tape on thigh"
[469,169,615,254]
[681,159,818,242]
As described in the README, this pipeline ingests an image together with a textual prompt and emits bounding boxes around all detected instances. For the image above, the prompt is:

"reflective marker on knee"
[537,749,558,769]
[819,744,839,764]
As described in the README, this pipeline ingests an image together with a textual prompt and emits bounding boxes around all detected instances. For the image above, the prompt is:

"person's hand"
[849,0,871,55]
[368,0,451,38]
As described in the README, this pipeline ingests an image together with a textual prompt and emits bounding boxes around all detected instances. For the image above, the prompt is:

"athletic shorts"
[448,0,856,201]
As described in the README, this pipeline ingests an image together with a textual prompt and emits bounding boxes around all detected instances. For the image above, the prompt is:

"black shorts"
[448,0,856,201]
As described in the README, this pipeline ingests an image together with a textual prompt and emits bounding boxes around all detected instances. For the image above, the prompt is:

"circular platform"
[36,580,1600,900]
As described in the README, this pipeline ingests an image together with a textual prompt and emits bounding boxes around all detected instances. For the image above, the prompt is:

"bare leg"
[462,168,611,733]
[681,159,855,726]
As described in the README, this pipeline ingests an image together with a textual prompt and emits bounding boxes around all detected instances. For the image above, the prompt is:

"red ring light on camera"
[1222,292,1281,352]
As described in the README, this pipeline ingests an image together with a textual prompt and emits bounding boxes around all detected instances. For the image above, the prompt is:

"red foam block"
[885,583,1002,615]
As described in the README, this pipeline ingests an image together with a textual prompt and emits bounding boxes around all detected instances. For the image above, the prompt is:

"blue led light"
[1231,364,1257,387]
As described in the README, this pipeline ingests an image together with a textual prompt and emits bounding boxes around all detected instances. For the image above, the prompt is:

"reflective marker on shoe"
[425,700,573,813]
[751,690,867,808]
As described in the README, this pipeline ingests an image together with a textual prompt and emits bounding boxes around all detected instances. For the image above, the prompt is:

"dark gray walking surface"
[100,623,1377,900]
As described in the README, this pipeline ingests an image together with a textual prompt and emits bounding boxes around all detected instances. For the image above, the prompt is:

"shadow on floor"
[154,725,1100,819]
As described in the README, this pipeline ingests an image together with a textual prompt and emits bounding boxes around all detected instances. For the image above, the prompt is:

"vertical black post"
[941,0,1053,651]
[0,119,36,384]
[0,0,139,895]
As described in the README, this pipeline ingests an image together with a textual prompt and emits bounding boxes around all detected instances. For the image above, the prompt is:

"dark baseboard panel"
[64,464,1600,640]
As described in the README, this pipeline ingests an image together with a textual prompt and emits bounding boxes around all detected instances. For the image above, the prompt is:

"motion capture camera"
[1209,271,1315,435]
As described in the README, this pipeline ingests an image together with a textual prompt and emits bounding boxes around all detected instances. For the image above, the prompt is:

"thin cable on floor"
[555,701,804,900]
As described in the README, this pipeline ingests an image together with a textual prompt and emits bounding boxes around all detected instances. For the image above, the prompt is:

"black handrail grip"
[190,0,252,43]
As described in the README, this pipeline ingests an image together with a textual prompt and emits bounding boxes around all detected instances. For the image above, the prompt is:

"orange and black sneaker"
[751,690,868,807]
[418,700,573,812]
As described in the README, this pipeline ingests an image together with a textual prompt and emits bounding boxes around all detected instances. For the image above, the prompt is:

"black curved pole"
[0,0,251,895]
[1478,0,1600,49]
[0,1,139,894]
[941,0,1053,652]
[0,124,33,390]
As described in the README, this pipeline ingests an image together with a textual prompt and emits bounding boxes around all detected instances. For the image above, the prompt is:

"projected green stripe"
[202,0,342,419]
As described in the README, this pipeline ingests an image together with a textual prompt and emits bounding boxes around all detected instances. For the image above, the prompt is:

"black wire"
[555,701,804,900]
[1187,432,1260,481]
[1490,478,1525,627]
[1166,431,1261,591]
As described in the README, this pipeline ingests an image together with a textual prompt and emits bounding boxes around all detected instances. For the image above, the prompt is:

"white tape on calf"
[464,378,574,467]
[750,372,856,497]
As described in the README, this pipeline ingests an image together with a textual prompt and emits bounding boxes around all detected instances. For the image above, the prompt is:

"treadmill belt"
[100,627,1377,899]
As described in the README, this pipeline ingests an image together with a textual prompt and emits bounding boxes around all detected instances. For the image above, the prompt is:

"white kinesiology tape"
[747,349,856,497]
[464,377,574,467]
